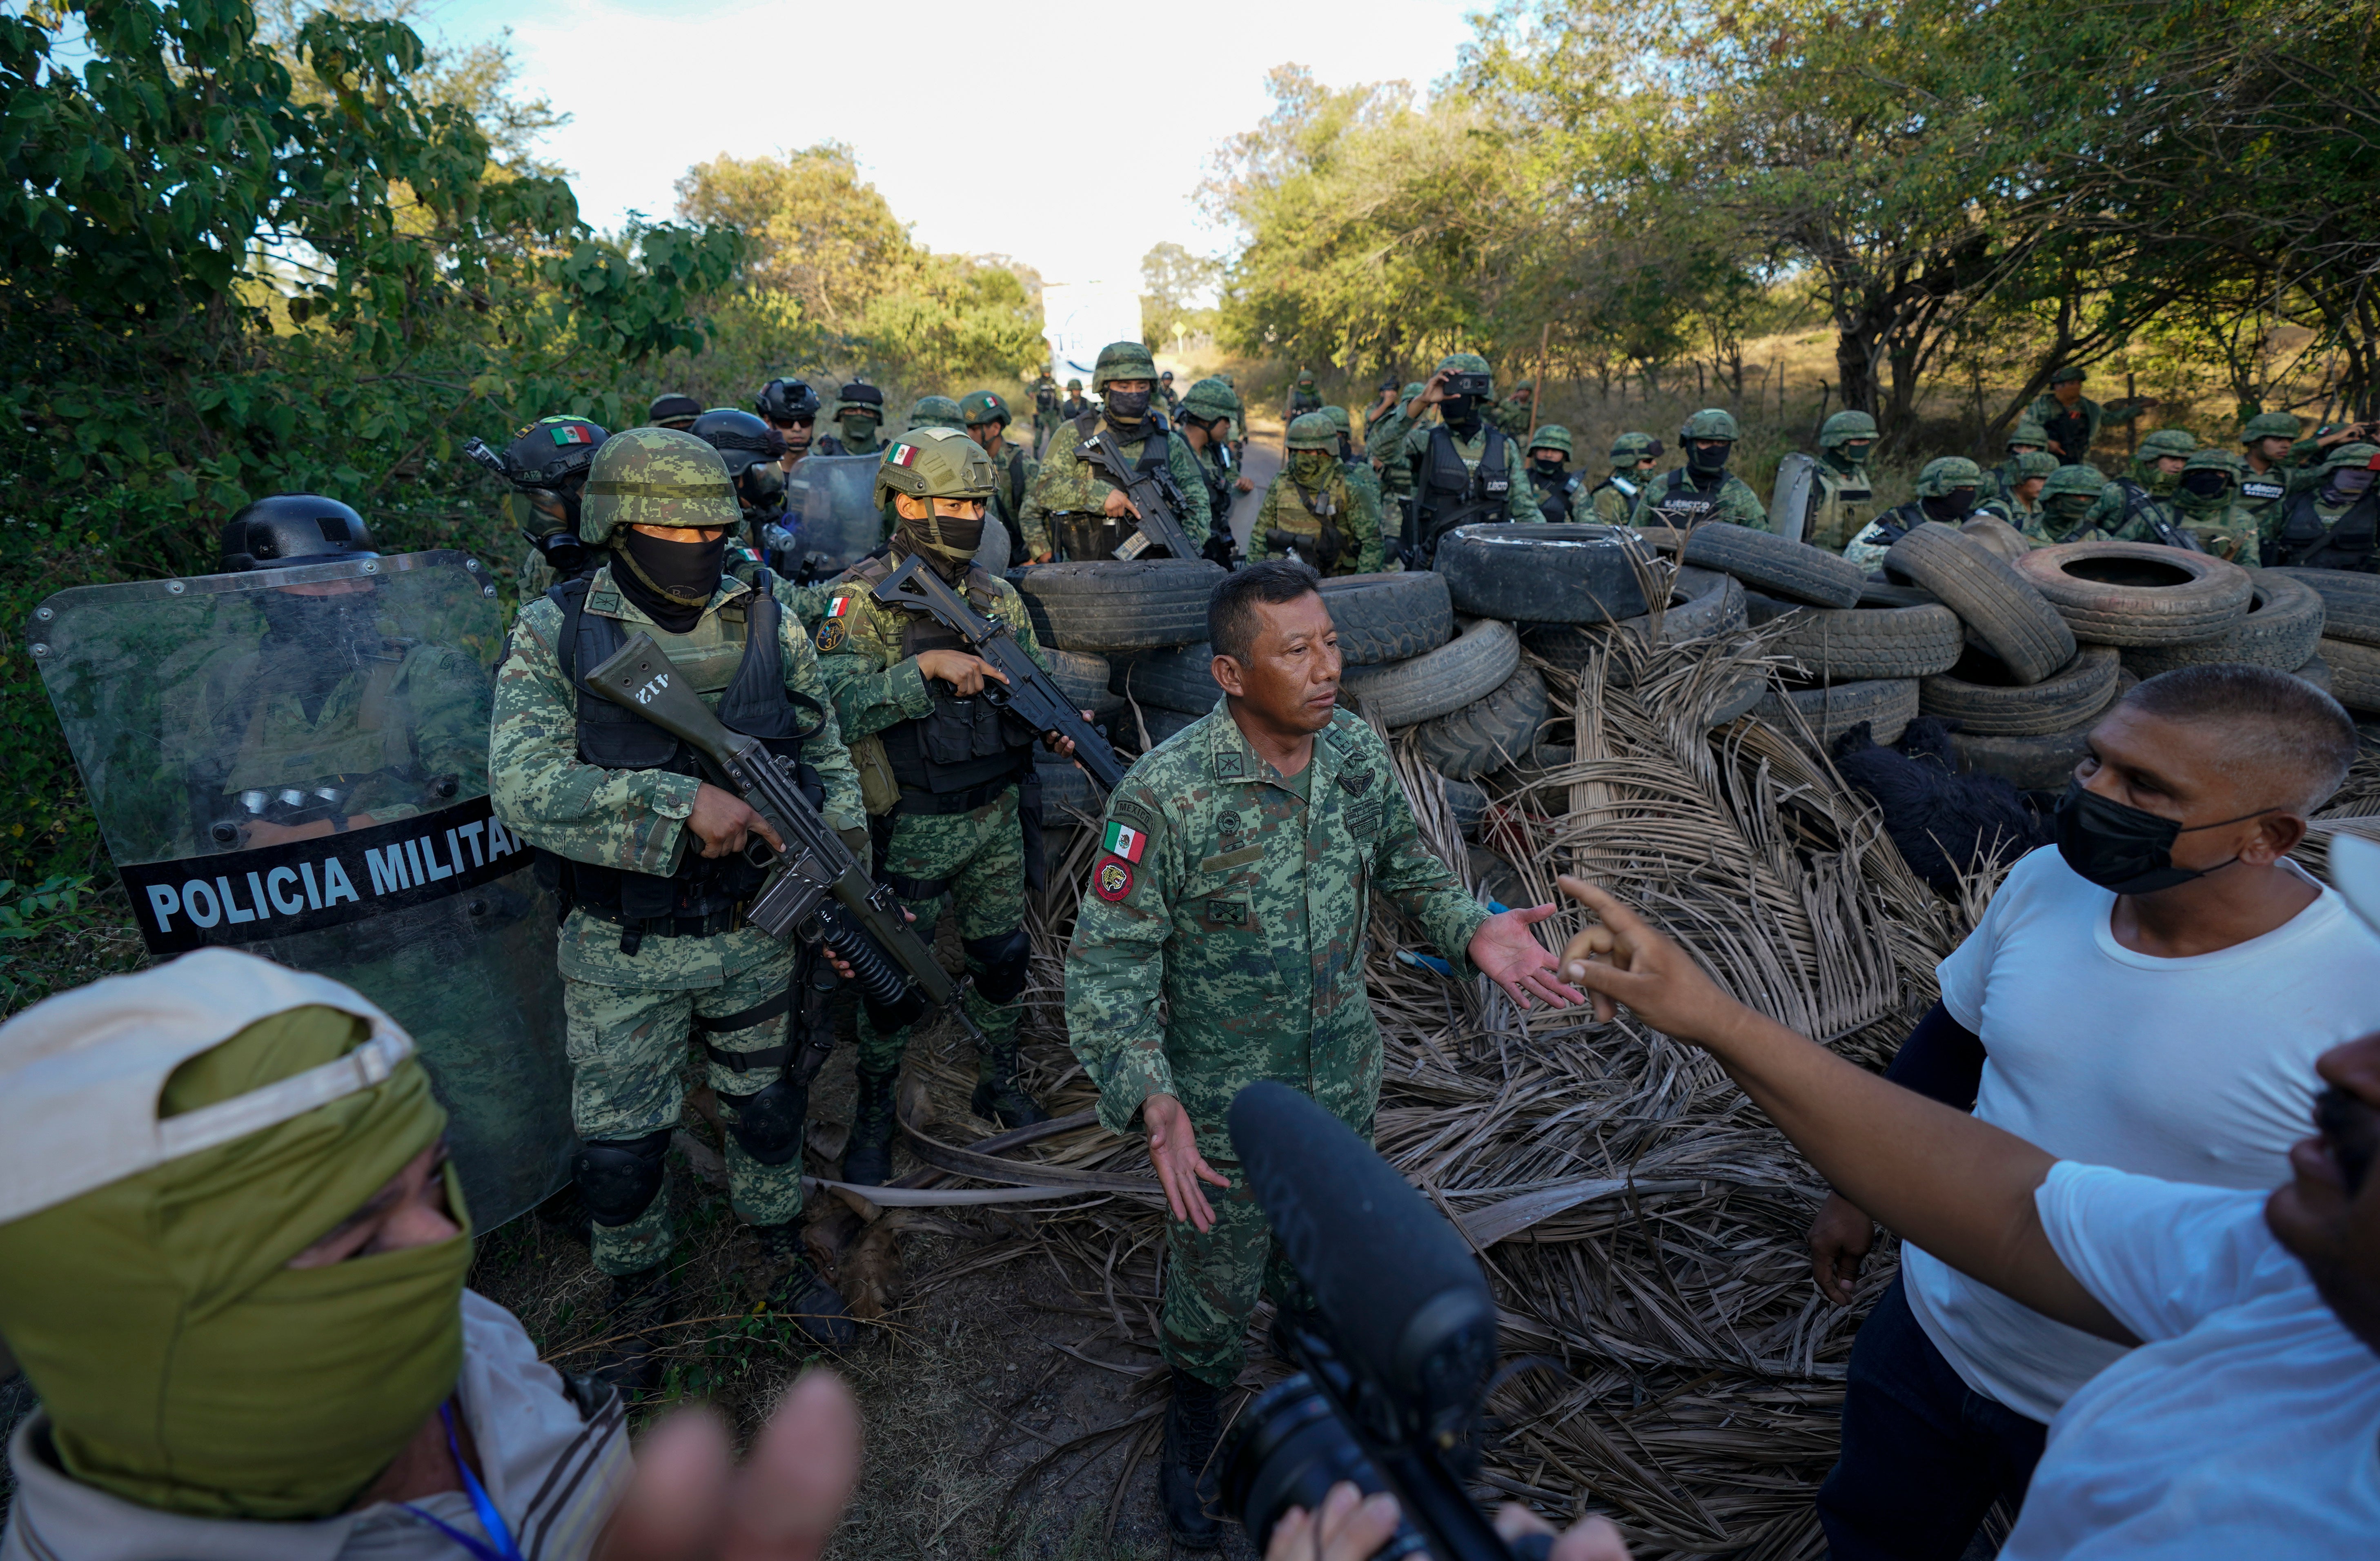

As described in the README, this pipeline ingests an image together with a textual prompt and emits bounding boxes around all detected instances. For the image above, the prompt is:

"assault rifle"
[583,633,980,1041]
[871,553,1127,794]
[1077,428,1200,561]
[2113,480,2206,553]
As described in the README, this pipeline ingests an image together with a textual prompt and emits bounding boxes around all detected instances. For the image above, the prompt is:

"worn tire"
[2011,541,2254,648]
[1947,720,2096,792]
[1884,523,2077,684]
[1133,704,1203,748]
[1343,618,1521,728]
[1014,559,1226,651]
[1744,591,1964,679]
[1318,570,1454,664]
[1526,567,1745,674]
[1443,775,1488,839]
[1754,678,1920,746]
[1034,755,1100,822]
[1919,644,2121,737]
[1046,648,1122,718]
[1415,668,1551,780]
[1958,514,2033,564]
[2323,637,2380,713]
[1682,523,1866,608]
[2118,573,2327,675]
[2267,568,2380,647]
[2297,653,2334,696]
[1860,580,1941,609]
[1118,641,1221,715]
[1435,523,1653,624]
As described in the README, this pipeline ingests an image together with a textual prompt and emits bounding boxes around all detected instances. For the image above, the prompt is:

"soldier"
[1287,369,1322,416]
[1843,456,1986,574]
[2037,463,2113,543]
[1585,432,1662,525]
[2173,448,2263,565]
[1158,368,1181,415]
[2267,441,2380,571]
[2026,365,2152,463]
[1365,380,1427,526]
[1523,425,1586,522]
[1360,376,1400,441]
[1059,377,1094,421]
[1031,367,1062,456]
[1975,450,2061,541]
[1367,354,1539,566]
[905,394,965,434]
[1178,376,1250,556]
[648,392,702,431]
[1488,376,1537,439]
[491,427,868,1377]
[815,428,1080,1181]
[1989,418,2053,506]
[1063,560,1581,1548]
[479,414,609,604]
[828,381,889,457]
[687,408,790,560]
[962,389,1038,563]
[2076,428,2200,545]
[1254,411,1380,575]
[1802,410,1880,552]
[2237,410,2303,530]
[1630,408,1768,532]
[757,376,824,469]
[1017,339,1212,563]
[1320,403,1386,557]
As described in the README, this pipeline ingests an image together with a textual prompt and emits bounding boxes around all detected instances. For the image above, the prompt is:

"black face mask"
[2053,779,2273,895]
[1442,396,1481,436]
[2330,467,2377,501]
[1105,389,1151,423]
[614,528,726,633]
[1532,456,1564,477]
[1687,441,1730,474]
[2046,494,2094,521]
[1921,489,1978,522]
[2179,469,2229,500]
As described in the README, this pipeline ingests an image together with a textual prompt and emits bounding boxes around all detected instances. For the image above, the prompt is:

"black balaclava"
[1920,488,1979,523]
[1105,387,1152,425]
[614,529,726,633]
[1687,440,1731,476]
[1443,396,1482,438]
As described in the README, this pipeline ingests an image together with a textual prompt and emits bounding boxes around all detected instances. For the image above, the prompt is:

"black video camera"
[1219,1082,1552,1561]
[1443,372,1494,399]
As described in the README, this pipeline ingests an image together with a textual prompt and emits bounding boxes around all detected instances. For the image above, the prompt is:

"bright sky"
[429,0,1482,290]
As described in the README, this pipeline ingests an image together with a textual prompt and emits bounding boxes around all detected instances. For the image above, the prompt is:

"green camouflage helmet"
[2315,441,2380,482]
[1321,404,1353,434]
[2240,410,2301,444]
[2015,450,2061,480]
[960,390,1011,428]
[579,427,739,548]
[2137,428,2198,463]
[1295,369,1318,389]
[874,425,999,511]
[1529,424,1574,457]
[1092,340,1158,391]
[1180,376,1240,422]
[1680,407,1741,443]
[1402,381,1426,401]
[2048,365,2086,386]
[1609,432,1659,468]
[1434,352,1493,387]
[1818,410,1879,452]
[2041,463,2111,502]
[1066,378,1083,392]
[907,394,964,431]
[1915,456,1986,498]
[1284,411,1340,451]
[2007,419,2051,451]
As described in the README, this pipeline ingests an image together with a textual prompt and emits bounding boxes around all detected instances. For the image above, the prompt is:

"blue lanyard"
[401,1403,526,1561]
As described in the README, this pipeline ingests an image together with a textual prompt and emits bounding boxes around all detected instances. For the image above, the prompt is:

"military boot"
[752,1223,859,1349]
[970,1041,1049,1129]
[840,1065,899,1186]
[587,1263,673,1398]
[1160,1367,1225,1550]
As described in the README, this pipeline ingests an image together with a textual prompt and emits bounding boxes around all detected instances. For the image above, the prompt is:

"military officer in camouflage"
[1630,408,1769,532]
[1255,411,1380,575]
[1975,450,2059,541]
[1368,354,1540,566]
[1064,561,1582,1548]
[816,428,1078,1182]
[1159,368,1180,416]
[2026,365,2153,463]
[828,381,889,457]
[1365,379,1427,521]
[1988,419,2053,507]
[2268,441,2380,571]
[2237,410,2304,531]
[1017,340,1211,563]
[1287,369,1322,416]
[1488,376,1537,440]
[1031,370,1062,456]
[1058,377,1093,421]
[1804,411,1881,553]
[1178,377,1250,554]
[483,413,610,606]
[1320,403,1387,554]
[905,394,965,433]
[962,390,1038,563]
[2172,448,2263,564]
[1523,424,1586,522]
[1585,432,1661,524]
[2076,428,2200,545]
[2037,463,2112,543]
[1843,456,1986,573]
[491,427,868,1378]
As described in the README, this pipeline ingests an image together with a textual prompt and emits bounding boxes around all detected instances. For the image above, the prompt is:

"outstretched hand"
[1467,903,1585,1012]
[1144,1091,1231,1232]
[596,1369,859,1561]
[1553,877,1748,1043]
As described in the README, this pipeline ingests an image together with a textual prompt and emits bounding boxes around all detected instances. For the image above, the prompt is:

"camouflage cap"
[960,390,1011,428]
[1320,404,1353,434]
[874,425,1000,510]
[1509,378,1536,396]
[2006,419,2050,450]
[2316,441,2380,481]
[1092,341,1158,391]
[579,427,740,548]
[1915,456,1985,498]
[2136,428,2198,462]
[1284,411,1340,451]
[1680,407,1740,442]
[906,394,964,430]
[1433,352,1493,383]
[2015,450,2061,479]
[1609,431,1659,466]
[2240,410,2301,443]
[1817,410,1878,450]
[2041,463,2110,501]
[1528,424,1574,456]
[1179,376,1240,422]
[2048,365,2086,385]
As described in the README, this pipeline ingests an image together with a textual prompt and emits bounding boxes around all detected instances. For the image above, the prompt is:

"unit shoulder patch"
[1094,857,1135,902]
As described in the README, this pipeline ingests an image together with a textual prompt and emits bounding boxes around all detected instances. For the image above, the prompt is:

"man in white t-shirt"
[1794,664,2380,1557]
[1553,848,2380,1561]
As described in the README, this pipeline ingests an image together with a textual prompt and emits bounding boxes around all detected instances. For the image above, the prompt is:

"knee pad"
[572,1130,672,1226]
[718,1073,808,1167]
[964,925,1033,1005]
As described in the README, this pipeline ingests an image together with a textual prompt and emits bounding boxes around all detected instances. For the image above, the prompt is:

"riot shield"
[1768,452,1818,543]
[25,551,572,1226]
[787,452,890,572]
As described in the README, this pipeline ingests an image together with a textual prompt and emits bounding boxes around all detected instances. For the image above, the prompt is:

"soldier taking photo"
[1368,353,1541,566]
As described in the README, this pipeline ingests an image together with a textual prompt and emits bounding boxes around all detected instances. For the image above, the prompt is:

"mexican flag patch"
[1103,819,1147,863]
[828,594,854,618]
[550,423,592,445]
[888,442,918,467]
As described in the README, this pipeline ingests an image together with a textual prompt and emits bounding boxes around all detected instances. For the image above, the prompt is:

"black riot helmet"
[461,414,610,579]
[690,407,790,519]
[755,377,822,425]
[647,393,702,429]
[216,495,380,572]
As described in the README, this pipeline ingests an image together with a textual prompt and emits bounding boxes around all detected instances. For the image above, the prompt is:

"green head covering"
[0,954,463,1521]
[1180,377,1240,422]
[1681,407,1740,441]
[2015,450,2060,480]
[1320,404,1353,435]
[960,390,1011,428]
[1818,410,1878,454]
[2006,419,2050,452]
[1528,424,1574,457]
[906,394,965,431]
[579,426,741,548]
[2240,410,2300,444]
[1284,411,1339,452]
[2133,428,2198,494]
[1915,456,1985,498]
[1092,341,1158,391]
[1609,431,1659,468]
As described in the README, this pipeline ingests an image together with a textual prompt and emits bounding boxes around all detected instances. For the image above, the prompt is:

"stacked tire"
[2266,569,2380,717]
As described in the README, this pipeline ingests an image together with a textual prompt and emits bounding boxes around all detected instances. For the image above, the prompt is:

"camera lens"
[1222,1376,1429,1559]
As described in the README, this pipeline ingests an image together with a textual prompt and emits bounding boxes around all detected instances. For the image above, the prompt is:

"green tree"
[673,145,913,334]
[1140,240,1220,346]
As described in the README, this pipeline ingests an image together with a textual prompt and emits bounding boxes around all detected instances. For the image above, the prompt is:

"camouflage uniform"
[1159,372,1181,416]
[1064,704,1490,1387]
[2173,448,2262,565]
[1487,378,1536,440]
[1256,412,1381,575]
[490,430,864,1302]
[1031,372,1063,454]
[1321,404,1387,563]
[1058,380,1093,422]
[1585,432,1661,526]
[2036,463,2113,545]
[1367,354,1540,564]
[1522,423,1586,523]
[830,381,889,457]
[1287,370,1322,416]
[1366,381,1427,517]
[2026,369,2151,463]
[1975,450,2062,542]
[1806,411,1880,553]
[1844,457,1986,573]
[2268,441,2380,572]
[2235,410,2305,532]
[1179,378,1247,553]
[2077,429,2200,546]
[1018,341,1212,561]
[1988,419,2053,509]
[1629,408,1768,532]
[960,390,1040,555]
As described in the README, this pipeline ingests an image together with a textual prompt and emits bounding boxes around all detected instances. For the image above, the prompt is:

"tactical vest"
[1194,442,1236,523]
[1054,411,1176,560]
[2239,470,2288,512]
[853,555,1036,812]
[1412,424,1512,562]
[537,570,826,927]
[1527,467,1580,523]
[1642,467,1729,529]
[2040,405,2091,461]
[1810,468,1876,552]
[2273,488,2380,571]
[1035,383,1058,414]
[1588,472,1641,505]
[1863,500,1926,553]
[1263,473,1349,571]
